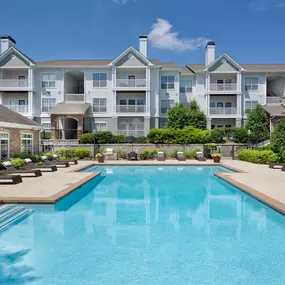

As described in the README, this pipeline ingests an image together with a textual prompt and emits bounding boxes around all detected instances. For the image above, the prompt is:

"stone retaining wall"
[41,142,247,158]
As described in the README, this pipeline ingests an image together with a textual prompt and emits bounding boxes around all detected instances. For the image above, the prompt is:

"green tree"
[245,104,269,143]
[167,100,207,129]
[271,119,285,160]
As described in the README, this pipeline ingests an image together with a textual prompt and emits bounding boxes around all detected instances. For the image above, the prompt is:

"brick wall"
[0,127,40,156]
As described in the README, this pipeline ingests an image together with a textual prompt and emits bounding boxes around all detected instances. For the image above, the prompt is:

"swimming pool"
[1,165,285,285]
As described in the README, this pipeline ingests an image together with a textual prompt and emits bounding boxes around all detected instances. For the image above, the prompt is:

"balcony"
[117,130,145,137]
[116,79,147,89]
[209,83,238,92]
[116,105,146,113]
[209,107,237,115]
[0,79,30,91]
[267,96,282,106]
[64,94,85,103]
[4,105,29,114]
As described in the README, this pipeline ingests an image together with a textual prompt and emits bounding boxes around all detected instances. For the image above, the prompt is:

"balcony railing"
[210,107,237,115]
[116,105,146,113]
[4,105,29,113]
[116,79,146,88]
[64,94,85,102]
[117,130,145,137]
[0,79,29,88]
[267,96,282,105]
[209,83,237,92]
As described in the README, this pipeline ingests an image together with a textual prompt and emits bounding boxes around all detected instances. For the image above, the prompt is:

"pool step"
[0,204,15,215]
[0,205,33,230]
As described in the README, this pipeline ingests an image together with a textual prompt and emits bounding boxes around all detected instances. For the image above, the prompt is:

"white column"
[28,91,33,115]
[206,73,210,92]
[146,90,150,114]
[112,67,116,88]
[28,68,33,88]
[113,91,117,114]
[155,70,160,118]
[0,92,2,104]
[238,94,242,116]
[146,67,150,88]
[237,72,241,92]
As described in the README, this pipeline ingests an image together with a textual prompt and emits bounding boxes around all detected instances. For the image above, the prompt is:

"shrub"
[11,153,40,163]
[96,131,114,144]
[74,148,91,159]
[232,128,249,143]
[79,133,93,144]
[137,136,148,143]
[237,149,278,164]
[139,148,160,160]
[113,135,125,143]
[271,119,285,160]
[117,150,127,160]
[43,152,55,160]
[56,149,76,159]
[147,127,210,144]
[10,158,25,169]
[210,128,225,143]
[184,147,200,159]
[211,153,222,158]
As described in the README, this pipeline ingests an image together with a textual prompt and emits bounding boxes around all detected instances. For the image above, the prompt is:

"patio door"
[18,76,26,87]
[128,75,135,87]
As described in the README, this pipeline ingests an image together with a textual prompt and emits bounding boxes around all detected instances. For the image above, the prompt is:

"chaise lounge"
[1,162,42,177]
[41,156,70,168]
[157,151,166,161]
[52,154,78,165]
[177,152,186,161]
[0,174,23,184]
[24,158,57,172]
[196,152,207,162]
[269,163,285,169]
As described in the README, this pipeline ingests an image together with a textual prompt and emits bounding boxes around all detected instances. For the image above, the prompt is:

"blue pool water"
[1,165,285,285]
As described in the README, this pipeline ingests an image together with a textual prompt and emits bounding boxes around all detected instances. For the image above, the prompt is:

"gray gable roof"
[262,105,285,117]
[0,105,41,127]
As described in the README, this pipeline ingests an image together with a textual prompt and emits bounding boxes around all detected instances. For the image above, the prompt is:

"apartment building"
[0,35,285,139]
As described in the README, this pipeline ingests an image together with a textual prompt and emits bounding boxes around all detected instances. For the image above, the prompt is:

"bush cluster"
[168,147,200,159]
[271,119,285,161]
[237,149,278,164]
[80,132,148,144]
[147,126,210,144]
[139,148,164,160]
[55,148,91,159]
[210,128,249,143]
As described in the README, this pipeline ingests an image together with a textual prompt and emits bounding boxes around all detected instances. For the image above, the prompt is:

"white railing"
[116,105,146,113]
[4,105,29,113]
[267,97,282,105]
[0,79,29,88]
[210,107,237,115]
[64,94,85,102]
[117,130,145,137]
[209,83,237,92]
[116,79,146,88]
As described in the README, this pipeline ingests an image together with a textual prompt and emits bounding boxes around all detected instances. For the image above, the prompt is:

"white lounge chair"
[177,152,185,161]
[196,151,206,161]
[105,148,114,155]
[157,151,165,161]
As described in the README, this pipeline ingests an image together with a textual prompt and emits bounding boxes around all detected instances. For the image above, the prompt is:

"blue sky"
[1,0,285,65]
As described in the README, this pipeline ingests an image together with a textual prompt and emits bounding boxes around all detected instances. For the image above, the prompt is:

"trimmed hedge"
[56,148,91,159]
[147,126,211,144]
[140,148,164,160]
[210,127,249,143]
[237,149,278,164]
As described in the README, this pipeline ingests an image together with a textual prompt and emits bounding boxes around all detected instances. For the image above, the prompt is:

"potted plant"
[95,147,105,163]
[211,153,222,163]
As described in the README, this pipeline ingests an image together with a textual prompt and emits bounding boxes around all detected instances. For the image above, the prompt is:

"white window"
[245,100,258,113]
[94,122,107,132]
[180,80,193,93]
[42,73,56,88]
[161,99,175,114]
[93,98,107,112]
[161,76,175,90]
[245,78,258,91]
[210,102,215,108]
[93,73,107,87]
[42,122,52,132]
[42,98,56,112]
[217,125,224,128]
[217,102,224,108]
[21,133,33,154]
[225,125,232,128]
[0,132,9,159]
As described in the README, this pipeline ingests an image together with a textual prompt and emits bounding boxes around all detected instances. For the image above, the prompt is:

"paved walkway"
[0,161,98,203]
[0,159,284,213]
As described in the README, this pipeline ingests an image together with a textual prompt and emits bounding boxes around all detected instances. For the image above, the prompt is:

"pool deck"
[0,159,284,214]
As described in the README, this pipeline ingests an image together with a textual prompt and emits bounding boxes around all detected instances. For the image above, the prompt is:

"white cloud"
[249,0,285,10]
[112,0,136,4]
[148,18,210,52]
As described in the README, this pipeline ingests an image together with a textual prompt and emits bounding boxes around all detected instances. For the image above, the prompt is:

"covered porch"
[50,103,90,139]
